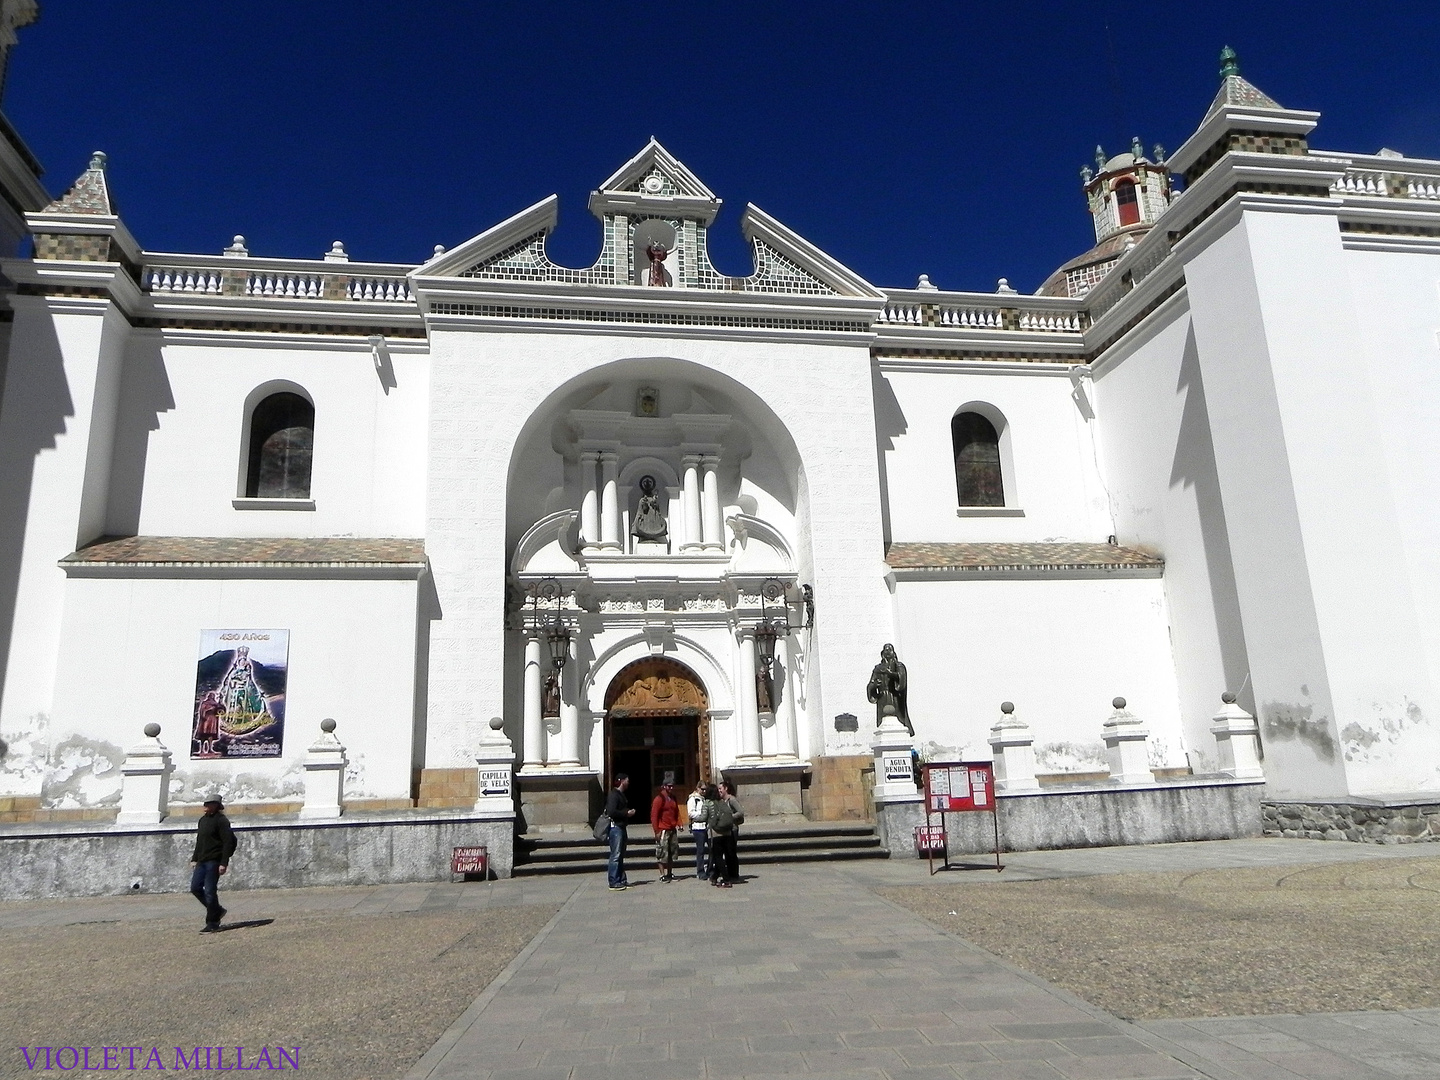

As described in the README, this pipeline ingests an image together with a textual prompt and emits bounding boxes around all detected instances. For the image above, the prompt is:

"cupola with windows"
[1037,135,1173,299]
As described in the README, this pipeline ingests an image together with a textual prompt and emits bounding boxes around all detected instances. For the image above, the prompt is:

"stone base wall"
[0,811,515,900]
[516,772,600,831]
[721,765,807,817]
[1263,801,1440,844]
[878,778,1264,859]
[803,755,874,821]
[417,768,478,809]
[0,795,416,825]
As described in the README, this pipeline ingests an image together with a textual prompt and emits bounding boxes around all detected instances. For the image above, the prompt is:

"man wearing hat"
[650,774,681,883]
[190,796,237,933]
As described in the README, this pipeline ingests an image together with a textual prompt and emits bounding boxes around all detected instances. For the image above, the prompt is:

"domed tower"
[1038,135,1174,298]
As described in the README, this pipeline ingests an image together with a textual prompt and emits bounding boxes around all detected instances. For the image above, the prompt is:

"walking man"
[604,773,635,891]
[651,778,680,882]
[190,796,236,933]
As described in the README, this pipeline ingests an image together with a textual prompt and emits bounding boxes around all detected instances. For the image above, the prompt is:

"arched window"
[952,411,1004,507]
[1115,179,1140,226]
[245,392,314,498]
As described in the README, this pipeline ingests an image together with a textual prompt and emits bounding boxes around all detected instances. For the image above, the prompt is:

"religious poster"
[190,630,289,759]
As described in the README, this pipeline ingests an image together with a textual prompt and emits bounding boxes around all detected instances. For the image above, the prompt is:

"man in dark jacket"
[190,797,237,933]
[603,774,635,891]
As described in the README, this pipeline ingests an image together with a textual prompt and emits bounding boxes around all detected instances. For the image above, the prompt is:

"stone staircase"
[513,819,887,877]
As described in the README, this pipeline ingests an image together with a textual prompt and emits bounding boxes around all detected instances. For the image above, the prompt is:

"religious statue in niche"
[541,671,560,720]
[866,643,913,737]
[646,242,671,286]
[631,475,668,543]
[756,665,775,719]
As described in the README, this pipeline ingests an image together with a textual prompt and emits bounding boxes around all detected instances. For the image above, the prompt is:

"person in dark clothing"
[190,797,237,933]
[604,774,635,891]
[704,783,738,888]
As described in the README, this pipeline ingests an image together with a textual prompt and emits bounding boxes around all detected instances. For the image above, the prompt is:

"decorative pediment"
[596,137,719,202]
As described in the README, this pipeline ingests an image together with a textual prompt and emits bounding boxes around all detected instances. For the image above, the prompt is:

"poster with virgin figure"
[190,630,289,759]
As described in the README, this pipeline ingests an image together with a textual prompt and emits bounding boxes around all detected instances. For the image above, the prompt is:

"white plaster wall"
[876,365,1112,543]
[1088,296,1249,774]
[1185,208,1438,797]
[891,575,1187,771]
[42,575,420,807]
[425,329,892,767]
[1343,246,1440,790]
[108,334,429,539]
[0,299,131,779]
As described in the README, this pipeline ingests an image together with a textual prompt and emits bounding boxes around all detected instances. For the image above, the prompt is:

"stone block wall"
[417,768,478,809]
[1263,801,1440,844]
[803,755,874,821]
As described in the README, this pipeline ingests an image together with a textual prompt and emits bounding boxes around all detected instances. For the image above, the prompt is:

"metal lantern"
[753,619,779,671]
[545,619,570,670]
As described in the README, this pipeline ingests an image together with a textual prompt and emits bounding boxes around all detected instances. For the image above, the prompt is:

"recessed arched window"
[245,392,314,498]
[1115,179,1140,226]
[952,411,1004,507]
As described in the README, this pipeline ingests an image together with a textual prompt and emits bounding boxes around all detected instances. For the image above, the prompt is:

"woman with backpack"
[704,783,740,887]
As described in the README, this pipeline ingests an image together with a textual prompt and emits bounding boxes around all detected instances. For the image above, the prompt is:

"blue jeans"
[691,827,708,878]
[190,860,223,924]
[606,824,628,887]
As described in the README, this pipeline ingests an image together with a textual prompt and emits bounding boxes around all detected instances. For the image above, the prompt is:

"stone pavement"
[6,837,1440,1078]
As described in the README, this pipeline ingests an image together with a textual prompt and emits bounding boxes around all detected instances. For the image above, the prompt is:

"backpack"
[709,798,734,833]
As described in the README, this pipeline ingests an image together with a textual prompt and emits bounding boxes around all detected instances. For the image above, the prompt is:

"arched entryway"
[604,657,710,812]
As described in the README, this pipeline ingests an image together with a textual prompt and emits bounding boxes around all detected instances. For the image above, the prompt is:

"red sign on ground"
[913,825,947,853]
[451,845,488,876]
[924,761,995,813]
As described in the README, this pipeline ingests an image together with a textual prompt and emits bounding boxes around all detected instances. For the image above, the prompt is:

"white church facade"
[1,34,1438,841]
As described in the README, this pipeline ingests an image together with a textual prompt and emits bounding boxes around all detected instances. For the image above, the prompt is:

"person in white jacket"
[686,779,709,880]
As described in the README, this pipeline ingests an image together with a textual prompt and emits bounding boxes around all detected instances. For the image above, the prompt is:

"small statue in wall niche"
[646,242,671,287]
[866,643,913,737]
[631,475,669,542]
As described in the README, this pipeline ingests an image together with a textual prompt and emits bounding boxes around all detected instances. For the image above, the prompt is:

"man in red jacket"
[650,779,680,883]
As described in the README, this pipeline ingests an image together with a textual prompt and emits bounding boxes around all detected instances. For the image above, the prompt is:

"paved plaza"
[3,838,1439,1079]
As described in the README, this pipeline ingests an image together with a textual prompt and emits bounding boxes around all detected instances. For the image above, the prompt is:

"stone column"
[735,628,762,760]
[1211,692,1264,779]
[300,718,347,820]
[1101,696,1154,784]
[987,701,1038,792]
[599,452,620,550]
[579,451,600,550]
[557,647,581,765]
[701,455,723,549]
[474,716,516,817]
[115,723,174,825]
[774,632,799,759]
[521,632,545,770]
[681,453,703,552]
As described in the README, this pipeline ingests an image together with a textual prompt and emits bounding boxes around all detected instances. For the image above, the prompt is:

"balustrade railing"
[1331,169,1440,201]
[142,263,416,302]
[877,295,1084,334]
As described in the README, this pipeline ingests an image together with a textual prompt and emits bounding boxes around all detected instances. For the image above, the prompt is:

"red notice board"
[924,761,995,813]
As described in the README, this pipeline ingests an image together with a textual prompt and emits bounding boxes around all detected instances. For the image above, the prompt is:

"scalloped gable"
[597,137,718,200]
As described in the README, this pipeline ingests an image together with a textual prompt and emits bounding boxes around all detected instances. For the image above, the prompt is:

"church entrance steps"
[513,819,887,877]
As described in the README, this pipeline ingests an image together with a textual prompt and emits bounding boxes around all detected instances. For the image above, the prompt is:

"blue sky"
[8,2,1440,292]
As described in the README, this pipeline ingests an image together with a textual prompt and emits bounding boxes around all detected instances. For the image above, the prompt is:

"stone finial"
[915,273,938,291]
[89,151,108,171]
[1080,165,1094,184]
[996,278,1018,295]
[1219,45,1240,80]
[1153,144,1166,164]
[1211,693,1263,779]
[1131,136,1144,160]
[320,717,337,733]
[488,715,505,731]
[1095,145,1107,171]
[1102,697,1153,784]
[143,722,161,738]
[116,723,175,825]
[324,240,349,262]
[432,244,446,258]
[300,719,347,820]
[224,235,248,257]
[989,700,1037,791]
